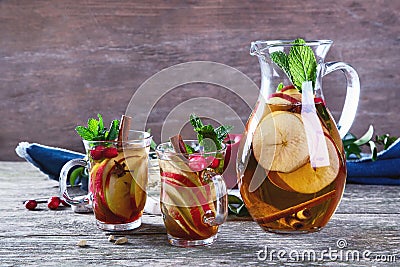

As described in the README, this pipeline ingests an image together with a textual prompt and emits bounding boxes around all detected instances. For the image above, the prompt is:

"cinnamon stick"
[295,208,312,220]
[255,190,336,224]
[283,217,304,229]
[117,115,132,143]
[169,134,188,156]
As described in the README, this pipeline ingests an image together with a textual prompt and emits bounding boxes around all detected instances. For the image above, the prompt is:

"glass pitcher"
[237,39,360,233]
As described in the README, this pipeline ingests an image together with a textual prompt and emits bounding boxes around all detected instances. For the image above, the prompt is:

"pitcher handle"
[59,158,92,212]
[203,171,228,226]
[323,61,360,138]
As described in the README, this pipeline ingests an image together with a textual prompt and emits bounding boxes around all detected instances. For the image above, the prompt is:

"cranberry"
[47,196,61,210]
[90,146,105,160]
[24,200,37,210]
[103,147,118,158]
[188,155,207,172]
[210,157,220,169]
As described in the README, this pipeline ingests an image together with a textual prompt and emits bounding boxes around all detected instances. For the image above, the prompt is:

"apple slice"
[268,134,340,194]
[252,111,309,172]
[269,92,300,104]
[105,168,134,220]
[162,180,213,238]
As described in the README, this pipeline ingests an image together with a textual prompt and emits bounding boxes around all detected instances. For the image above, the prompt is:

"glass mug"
[60,130,152,231]
[156,140,228,247]
[238,39,360,233]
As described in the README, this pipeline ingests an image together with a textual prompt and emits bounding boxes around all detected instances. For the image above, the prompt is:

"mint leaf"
[215,125,233,142]
[75,126,95,141]
[189,113,204,130]
[106,119,120,141]
[76,114,120,141]
[87,118,99,134]
[189,114,232,152]
[228,194,249,217]
[276,82,284,91]
[270,51,292,82]
[288,38,317,90]
[184,144,195,154]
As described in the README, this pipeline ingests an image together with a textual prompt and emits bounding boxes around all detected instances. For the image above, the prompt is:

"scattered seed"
[76,239,87,247]
[114,237,128,245]
[108,235,115,242]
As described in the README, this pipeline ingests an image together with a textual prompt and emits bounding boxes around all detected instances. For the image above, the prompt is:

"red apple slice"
[269,92,300,104]
[280,84,296,92]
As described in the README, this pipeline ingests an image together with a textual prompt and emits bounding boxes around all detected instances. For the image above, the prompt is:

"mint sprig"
[75,114,120,141]
[270,38,317,91]
[189,114,233,152]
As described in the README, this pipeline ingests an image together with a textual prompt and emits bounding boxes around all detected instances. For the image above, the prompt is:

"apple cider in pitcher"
[238,87,346,233]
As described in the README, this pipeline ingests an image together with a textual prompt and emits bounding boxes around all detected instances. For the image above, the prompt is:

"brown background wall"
[1,0,399,160]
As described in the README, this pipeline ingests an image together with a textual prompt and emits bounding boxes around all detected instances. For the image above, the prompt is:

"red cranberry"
[103,147,118,158]
[210,157,220,169]
[188,155,207,172]
[47,196,61,210]
[90,146,105,160]
[24,200,37,210]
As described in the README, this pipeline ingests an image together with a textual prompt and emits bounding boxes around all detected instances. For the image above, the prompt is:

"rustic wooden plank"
[0,162,399,266]
[1,0,400,161]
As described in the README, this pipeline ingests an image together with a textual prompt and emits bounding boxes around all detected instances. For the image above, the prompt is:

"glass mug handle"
[322,61,361,139]
[203,171,228,226]
[59,158,92,213]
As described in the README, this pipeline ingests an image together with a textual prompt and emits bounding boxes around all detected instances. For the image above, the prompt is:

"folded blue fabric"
[346,138,400,185]
[16,139,400,187]
[15,142,87,189]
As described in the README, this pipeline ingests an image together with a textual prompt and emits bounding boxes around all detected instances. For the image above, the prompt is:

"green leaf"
[106,119,119,141]
[69,166,84,186]
[87,118,98,134]
[184,144,195,154]
[227,195,249,217]
[76,114,120,142]
[189,113,232,152]
[270,51,292,82]
[344,143,362,159]
[369,140,377,161]
[97,113,104,132]
[354,125,374,146]
[375,134,398,150]
[146,129,158,151]
[75,126,94,141]
[276,82,284,91]
[288,38,317,90]
[150,139,158,151]
[189,113,204,130]
[215,125,233,142]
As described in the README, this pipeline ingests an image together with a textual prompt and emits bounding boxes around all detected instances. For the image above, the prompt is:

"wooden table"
[0,162,398,266]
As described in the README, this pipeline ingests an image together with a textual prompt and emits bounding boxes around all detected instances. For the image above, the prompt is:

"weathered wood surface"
[1,0,400,161]
[0,162,398,266]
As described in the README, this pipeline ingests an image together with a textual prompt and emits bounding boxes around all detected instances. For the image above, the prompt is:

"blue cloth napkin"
[15,142,87,190]
[346,138,400,185]
[16,140,400,186]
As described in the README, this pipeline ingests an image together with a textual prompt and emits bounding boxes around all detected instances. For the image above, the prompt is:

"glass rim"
[156,139,226,157]
[252,39,333,47]
[250,39,333,56]
[82,130,152,145]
